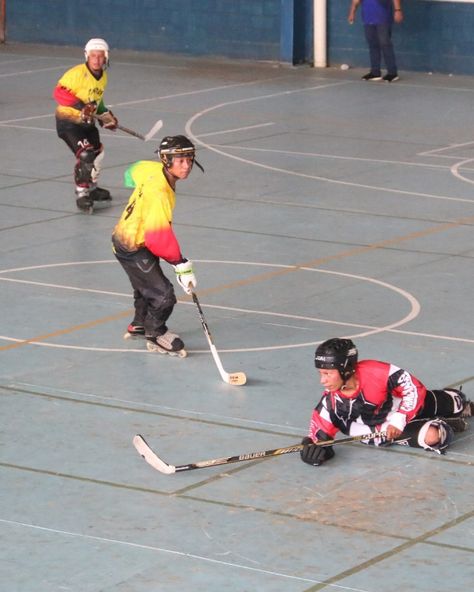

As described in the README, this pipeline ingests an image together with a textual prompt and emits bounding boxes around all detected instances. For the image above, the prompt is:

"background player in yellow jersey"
[112,135,204,357]
[53,38,118,212]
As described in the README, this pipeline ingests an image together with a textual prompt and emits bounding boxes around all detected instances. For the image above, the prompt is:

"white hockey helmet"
[84,38,109,68]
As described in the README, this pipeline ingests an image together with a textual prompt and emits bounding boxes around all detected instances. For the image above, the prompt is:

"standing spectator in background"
[53,38,118,212]
[348,0,403,82]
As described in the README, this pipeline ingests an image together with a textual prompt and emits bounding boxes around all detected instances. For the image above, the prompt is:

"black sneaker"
[361,72,382,81]
[383,74,399,83]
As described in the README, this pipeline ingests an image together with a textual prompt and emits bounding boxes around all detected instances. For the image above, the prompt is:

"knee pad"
[407,419,454,455]
[74,146,101,185]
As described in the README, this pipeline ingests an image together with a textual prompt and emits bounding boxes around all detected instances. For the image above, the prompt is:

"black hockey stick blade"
[133,430,399,475]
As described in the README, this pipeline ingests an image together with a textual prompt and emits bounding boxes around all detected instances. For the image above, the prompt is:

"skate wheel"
[123,332,132,340]
[177,349,187,358]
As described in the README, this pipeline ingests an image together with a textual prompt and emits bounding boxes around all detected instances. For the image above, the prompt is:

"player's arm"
[144,210,197,295]
[386,365,425,437]
[300,398,338,466]
[53,85,97,123]
[393,1,403,24]
[143,207,182,263]
[348,0,361,24]
[53,85,85,110]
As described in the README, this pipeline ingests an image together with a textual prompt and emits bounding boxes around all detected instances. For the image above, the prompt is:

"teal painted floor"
[0,43,473,592]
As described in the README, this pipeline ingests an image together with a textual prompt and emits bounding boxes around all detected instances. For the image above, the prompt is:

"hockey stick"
[133,430,402,475]
[190,290,247,386]
[95,115,163,141]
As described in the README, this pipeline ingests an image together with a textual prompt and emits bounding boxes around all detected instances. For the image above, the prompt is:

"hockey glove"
[98,110,118,130]
[81,102,97,124]
[174,259,196,295]
[300,436,335,466]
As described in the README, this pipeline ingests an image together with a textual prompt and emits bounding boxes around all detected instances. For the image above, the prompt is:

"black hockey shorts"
[56,118,101,154]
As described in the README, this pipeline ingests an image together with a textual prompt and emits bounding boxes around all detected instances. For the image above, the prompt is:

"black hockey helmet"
[314,338,358,381]
[156,135,204,172]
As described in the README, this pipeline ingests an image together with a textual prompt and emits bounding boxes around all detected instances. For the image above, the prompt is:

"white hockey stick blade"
[133,434,176,474]
[210,344,247,385]
[226,371,247,386]
[144,119,163,142]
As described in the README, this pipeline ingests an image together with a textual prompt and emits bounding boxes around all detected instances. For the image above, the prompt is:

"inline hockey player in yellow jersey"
[53,38,118,213]
[112,135,204,356]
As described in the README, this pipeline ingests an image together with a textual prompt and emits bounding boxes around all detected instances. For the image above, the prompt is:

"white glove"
[174,260,196,295]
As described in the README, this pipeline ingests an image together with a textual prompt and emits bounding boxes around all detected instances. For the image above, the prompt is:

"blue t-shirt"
[361,0,393,25]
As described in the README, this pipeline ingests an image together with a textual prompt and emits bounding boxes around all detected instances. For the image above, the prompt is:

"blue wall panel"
[4,1,474,74]
[6,0,283,61]
[328,0,474,75]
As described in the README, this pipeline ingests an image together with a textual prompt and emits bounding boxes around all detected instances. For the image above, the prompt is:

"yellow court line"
[2,213,473,351]
[0,310,131,352]
[199,214,474,295]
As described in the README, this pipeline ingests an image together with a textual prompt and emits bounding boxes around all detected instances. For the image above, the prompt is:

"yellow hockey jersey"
[54,63,108,123]
[112,161,183,263]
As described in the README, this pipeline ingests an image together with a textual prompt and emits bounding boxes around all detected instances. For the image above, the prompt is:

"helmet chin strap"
[194,159,205,173]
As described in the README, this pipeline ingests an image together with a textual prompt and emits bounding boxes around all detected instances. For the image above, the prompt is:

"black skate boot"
[123,322,145,340]
[461,399,474,418]
[75,186,93,214]
[146,331,187,358]
[448,417,469,432]
[448,398,474,432]
[76,195,94,214]
[89,186,112,202]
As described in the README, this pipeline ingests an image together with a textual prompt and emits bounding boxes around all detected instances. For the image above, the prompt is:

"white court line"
[419,140,474,157]
[1,259,473,346]
[8,380,305,432]
[0,518,370,592]
[0,75,290,125]
[197,122,275,138]
[0,65,70,78]
[0,259,420,352]
[185,103,474,205]
[213,143,471,172]
[451,158,474,185]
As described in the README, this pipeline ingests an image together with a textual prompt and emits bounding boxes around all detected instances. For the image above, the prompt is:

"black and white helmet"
[314,338,358,381]
[156,135,204,172]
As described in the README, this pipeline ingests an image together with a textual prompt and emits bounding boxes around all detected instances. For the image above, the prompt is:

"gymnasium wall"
[4,0,297,62]
[4,1,474,75]
[329,0,474,75]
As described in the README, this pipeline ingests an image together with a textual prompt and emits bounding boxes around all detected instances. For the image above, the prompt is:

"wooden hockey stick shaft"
[133,430,402,475]
[190,290,246,385]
